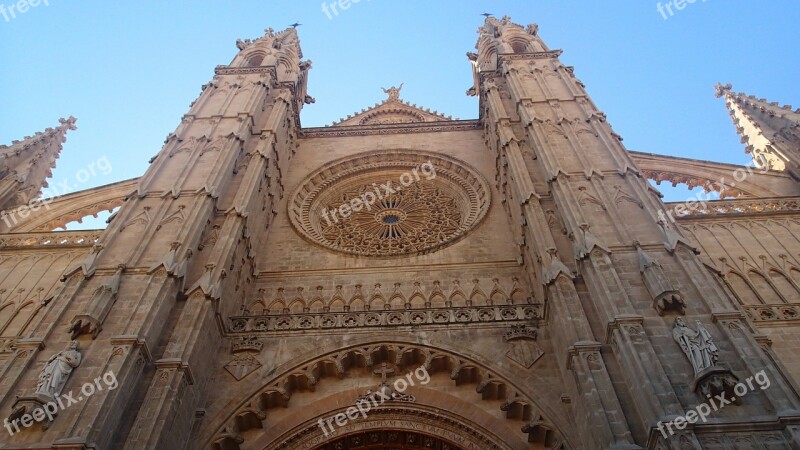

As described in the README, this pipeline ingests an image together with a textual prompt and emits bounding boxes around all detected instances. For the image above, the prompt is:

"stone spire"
[715,83,800,178]
[0,116,76,211]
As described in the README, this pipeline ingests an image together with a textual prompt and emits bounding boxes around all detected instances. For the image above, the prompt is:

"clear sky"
[1,1,798,229]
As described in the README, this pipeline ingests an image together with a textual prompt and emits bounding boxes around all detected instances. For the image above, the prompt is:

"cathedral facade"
[1,17,800,450]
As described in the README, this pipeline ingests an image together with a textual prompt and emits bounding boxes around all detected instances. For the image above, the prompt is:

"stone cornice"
[299,120,481,138]
[213,65,276,77]
[0,230,102,249]
[671,196,800,220]
[227,304,543,336]
[497,50,563,62]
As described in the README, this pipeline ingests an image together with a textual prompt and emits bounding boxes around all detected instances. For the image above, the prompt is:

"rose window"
[289,150,490,257]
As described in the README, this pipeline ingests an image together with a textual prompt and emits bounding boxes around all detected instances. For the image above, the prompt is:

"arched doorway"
[267,404,509,449]
[203,342,570,449]
[315,430,460,450]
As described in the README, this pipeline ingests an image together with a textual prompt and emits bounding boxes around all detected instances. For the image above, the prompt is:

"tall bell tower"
[0,27,312,450]
[474,15,800,449]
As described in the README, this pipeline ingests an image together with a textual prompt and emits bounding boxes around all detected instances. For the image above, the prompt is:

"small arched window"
[246,53,264,67]
[510,41,529,53]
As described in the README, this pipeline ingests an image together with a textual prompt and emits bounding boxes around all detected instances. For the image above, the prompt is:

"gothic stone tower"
[1,18,800,450]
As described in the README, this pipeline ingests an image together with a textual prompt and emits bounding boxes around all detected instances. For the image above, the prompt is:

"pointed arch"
[408,292,426,309]
[287,299,305,314]
[267,299,286,315]
[429,292,446,308]
[199,340,572,450]
[1,301,35,336]
[0,302,14,332]
[748,270,782,303]
[791,268,800,286]
[328,298,345,312]
[769,270,799,302]
[726,272,762,306]
[307,298,324,313]
[247,299,267,316]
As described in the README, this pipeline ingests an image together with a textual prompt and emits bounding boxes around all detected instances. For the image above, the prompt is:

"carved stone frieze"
[229,304,543,334]
[669,196,800,219]
[299,120,481,138]
[209,342,563,450]
[0,231,101,249]
[744,303,800,324]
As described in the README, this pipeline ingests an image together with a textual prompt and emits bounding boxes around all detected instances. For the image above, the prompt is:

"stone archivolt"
[288,150,491,257]
[207,342,567,450]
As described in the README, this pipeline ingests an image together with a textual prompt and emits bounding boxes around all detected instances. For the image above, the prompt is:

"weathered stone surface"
[0,17,799,450]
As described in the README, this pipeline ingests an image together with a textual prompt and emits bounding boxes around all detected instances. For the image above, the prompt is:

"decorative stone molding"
[698,430,793,448]
[635,242,686,315]
[274,408,506,450]
[299,120,481,138]
[288,150,491,257]
[68,265,124,339]
[496,50,563,61]
[229,304,543,334]
[503,324,538,342]
[207,342,566,450]
[641,168,748,199]
[0,231,101,248]
[0,337,16,354]
[245,277,531,314]
[328,85,456,127]
[669,196,800,219]
[691,367,740,404]
[214,65,276,77]
[743,303,800,324]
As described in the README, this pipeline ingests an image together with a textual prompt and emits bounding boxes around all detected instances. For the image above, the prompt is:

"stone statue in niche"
[673,318,740,402]
[672,318,718,374]
[35,340,82,398]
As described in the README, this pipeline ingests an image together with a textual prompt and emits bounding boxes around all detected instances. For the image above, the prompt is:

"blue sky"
[1,1,798,229]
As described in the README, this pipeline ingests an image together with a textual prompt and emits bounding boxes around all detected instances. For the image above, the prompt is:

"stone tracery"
[289,151,491,257]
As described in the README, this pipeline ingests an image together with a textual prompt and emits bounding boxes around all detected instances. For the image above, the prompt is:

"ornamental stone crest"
[224,336,263,381]
[504,325,543,369]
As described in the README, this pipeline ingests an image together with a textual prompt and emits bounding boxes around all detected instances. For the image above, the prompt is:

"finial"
[714,82,732,98]
[381,83,404,102]
[59,116,77,130]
